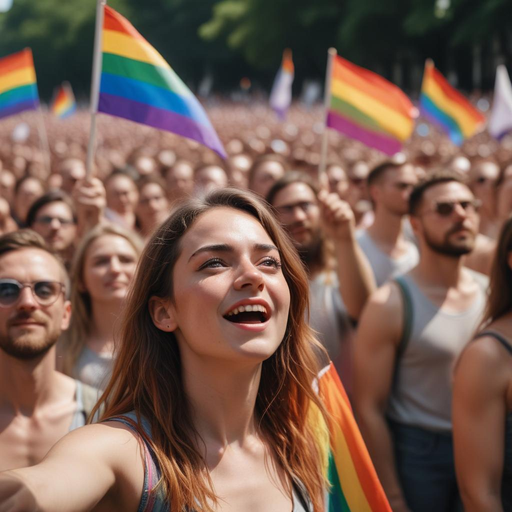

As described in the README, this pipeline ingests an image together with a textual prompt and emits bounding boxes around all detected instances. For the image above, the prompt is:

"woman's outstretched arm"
[0,421,144,512]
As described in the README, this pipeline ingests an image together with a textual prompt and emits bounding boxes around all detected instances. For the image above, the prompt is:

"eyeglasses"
[0,279,65,307]
[274,201,317,216]
[427,199,481,217]
[34,216,75,226]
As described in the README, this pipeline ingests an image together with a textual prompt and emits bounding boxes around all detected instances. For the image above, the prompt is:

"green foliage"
[0,0,510,97]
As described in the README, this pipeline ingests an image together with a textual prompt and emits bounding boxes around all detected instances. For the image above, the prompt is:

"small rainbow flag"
[420,60,485,145]
[0,49,39,120]
[316,364,391,512]
[270,49,294,120]
[327,55,416,156]
[98,6,226,158]
[51,82,76,119]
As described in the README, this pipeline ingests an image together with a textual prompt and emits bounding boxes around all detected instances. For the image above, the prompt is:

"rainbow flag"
[420,60,485,145]
[0,49,39,120]
[51,82,76,119]
[327,55,416,156]
[98,6,226,158]
[270,49,294,120]
[316,364,391,512]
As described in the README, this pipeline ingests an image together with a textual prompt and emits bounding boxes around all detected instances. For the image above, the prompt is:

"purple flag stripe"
[327,111,401,156]
[98,93,226,158]
[0,98,39,120]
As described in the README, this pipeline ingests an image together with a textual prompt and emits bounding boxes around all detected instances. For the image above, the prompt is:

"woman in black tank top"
[453,215,512,511]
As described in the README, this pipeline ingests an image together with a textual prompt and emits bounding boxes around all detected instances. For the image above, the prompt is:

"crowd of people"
[0,102,511,511]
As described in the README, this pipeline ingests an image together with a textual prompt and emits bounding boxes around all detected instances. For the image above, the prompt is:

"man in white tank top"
[356,160,420,286]
[267,172,375,390]
[354,171,487,512]
[0,231,97,472]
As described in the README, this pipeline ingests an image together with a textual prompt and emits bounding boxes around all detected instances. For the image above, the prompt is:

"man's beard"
[423,223,476,257]
[294,230,325,272]
[0,313,60,361]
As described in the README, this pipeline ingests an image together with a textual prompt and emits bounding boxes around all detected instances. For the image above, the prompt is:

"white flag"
[489,65,512,140]
[270,50,294,120]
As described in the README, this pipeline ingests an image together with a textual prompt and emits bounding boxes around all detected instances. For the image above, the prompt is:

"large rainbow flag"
[0,49,39,120]
[97,6,226,158]
[326,55,416,156]
[316,364,391,512]
[420,60,485,145]
[51,82,76,119]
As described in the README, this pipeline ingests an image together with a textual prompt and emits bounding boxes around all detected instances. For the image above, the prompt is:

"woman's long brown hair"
[480,215,512,327]
[92,188,329,511]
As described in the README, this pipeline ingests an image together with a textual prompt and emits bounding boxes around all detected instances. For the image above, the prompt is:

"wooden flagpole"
[86,0,107,180]
[318,48,337,180]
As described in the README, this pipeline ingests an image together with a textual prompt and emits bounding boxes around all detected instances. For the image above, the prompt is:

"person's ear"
[409,214,421,235]
[149,296,178,332]
[61,300,72,331]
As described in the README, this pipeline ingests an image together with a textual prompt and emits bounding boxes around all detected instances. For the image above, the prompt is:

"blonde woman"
[58,223,143,390]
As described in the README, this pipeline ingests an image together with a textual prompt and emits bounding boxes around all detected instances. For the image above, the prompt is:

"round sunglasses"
[0,279,65,307]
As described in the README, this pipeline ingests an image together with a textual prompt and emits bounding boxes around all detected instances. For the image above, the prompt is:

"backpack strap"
[394,275,414,360]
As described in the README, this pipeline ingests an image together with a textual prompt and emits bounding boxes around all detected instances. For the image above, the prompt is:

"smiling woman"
[57,223,143,390]
[0,189,331,512]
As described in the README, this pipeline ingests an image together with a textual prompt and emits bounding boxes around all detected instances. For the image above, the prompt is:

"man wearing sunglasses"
[357,160,419,287]
[354,171,487,512]
[0,230,97,471]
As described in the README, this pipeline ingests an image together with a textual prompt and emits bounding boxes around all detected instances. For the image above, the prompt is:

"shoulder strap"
[475,330,512,356]
[394,276,414,359]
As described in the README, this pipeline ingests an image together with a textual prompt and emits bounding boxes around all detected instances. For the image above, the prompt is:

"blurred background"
[0,0,511,101]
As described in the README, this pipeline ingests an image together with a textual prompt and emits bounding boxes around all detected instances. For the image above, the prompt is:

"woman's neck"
[182,356,262,452]
[88,300,124,352]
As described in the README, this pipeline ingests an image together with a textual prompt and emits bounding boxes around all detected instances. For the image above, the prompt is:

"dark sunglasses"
[430,199,481,217]
[0,279,65,307]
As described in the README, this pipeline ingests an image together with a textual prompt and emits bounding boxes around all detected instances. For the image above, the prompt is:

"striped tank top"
[109,412,312,512]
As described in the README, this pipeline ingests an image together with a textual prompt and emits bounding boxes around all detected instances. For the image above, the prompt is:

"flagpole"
[86,0,107,180]
[36,107,51,177]
[319,48,337,180]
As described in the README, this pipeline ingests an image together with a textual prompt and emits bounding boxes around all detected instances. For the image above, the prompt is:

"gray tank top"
[73,345,113,391]
[356,230,419,287]
[69,380,100,431]
[387,272,486,432]
[109,412,312,511]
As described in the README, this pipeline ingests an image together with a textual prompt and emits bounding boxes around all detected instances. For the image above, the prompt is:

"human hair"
[0,229,69,292]
[59,223,143,377]
[247,154,288,189]
[136,174,166,193]
[409,169,466,216]
[25,189,77,227]
[92,188,328,512]
[367,160,405,188]
[104,168,138,187]
[265,171,318,206]
[14,175,44,195]
[479,215,512,327]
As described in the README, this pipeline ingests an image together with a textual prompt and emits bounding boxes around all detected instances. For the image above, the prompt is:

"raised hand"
[72,178,106,236]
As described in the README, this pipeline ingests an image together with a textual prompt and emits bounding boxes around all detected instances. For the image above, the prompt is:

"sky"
[0,0,12,12]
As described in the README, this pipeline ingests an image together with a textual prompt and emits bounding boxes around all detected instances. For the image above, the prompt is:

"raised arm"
[0,422,144,512]
[318,190,376,320]
[453,337,509,512]
[353,283,410,512]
